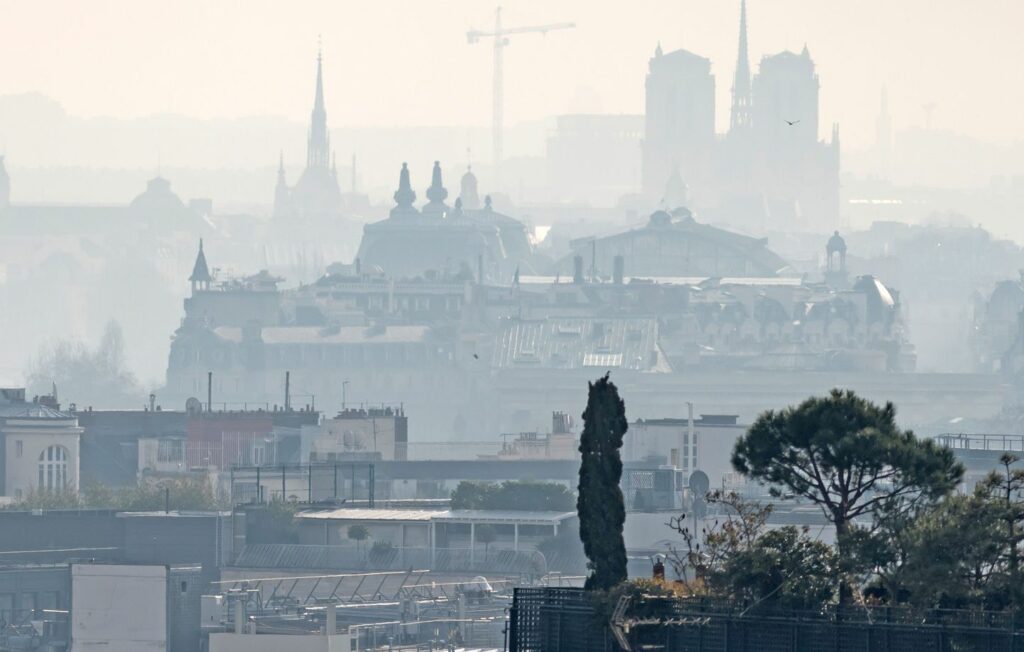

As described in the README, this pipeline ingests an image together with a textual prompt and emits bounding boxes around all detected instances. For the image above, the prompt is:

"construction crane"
[467,7,574,190]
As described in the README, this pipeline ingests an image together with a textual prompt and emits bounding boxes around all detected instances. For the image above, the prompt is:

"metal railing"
[510,587,1024,652]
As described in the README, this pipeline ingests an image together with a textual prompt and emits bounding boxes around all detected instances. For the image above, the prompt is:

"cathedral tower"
[729,0,753,134]
[307,47,330,170]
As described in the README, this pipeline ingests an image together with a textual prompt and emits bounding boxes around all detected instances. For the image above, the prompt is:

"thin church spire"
[307,40,330,169]
[730,0,752,133]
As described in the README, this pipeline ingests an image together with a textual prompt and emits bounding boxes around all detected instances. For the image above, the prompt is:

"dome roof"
[827,230,847,253]
[648,210,673,228]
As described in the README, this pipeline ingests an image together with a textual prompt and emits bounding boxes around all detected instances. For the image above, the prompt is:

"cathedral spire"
[273,151,290,219]
[730,0,752,133]
[307,44,330,170]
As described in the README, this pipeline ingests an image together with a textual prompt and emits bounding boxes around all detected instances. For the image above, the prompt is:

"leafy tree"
[668,491,835,609]
[982,453,1024,608]
[450,481,500,510]
[26,320,144,408]
[450,480,574,511]
[247,499,299,544]
[577,373,628,591]
[732,389,963,601]
[720,526,837,609]
[5,477,220,512]
[668,490,772,593]
[348,524,370,551]
[476,524,497,557]
[855,457,1024,610]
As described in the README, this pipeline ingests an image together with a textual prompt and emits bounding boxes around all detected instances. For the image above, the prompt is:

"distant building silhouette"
[641,47,715,207]
[642,0,840,231]
[355,161,536,282]
[273,49,343,221]
[459,166,481,210]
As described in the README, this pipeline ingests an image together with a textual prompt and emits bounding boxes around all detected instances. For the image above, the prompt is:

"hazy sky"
[1,0,1022,149]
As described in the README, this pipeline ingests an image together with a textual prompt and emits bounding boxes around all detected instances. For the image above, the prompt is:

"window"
[15,441,22,458]
[157,440,184,463]
[37,445,69,492]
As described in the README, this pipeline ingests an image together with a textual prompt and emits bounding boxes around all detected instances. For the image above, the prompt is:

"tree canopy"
[733,389,962,535]
[26,320,144,408]
[577,373,628,591]
[450,480,574,511]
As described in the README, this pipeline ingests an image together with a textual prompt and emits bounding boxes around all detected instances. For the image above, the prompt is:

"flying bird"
[473,353,479,359]
[785,119,801,126]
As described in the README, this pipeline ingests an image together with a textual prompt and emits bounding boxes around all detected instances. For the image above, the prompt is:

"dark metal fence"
[229,462,375,505]
[509,587,1024,652]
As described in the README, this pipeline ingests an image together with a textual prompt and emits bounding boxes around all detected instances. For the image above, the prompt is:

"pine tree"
[577,373,628,591]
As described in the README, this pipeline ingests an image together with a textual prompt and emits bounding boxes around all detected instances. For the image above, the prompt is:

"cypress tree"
[577,373,629,591]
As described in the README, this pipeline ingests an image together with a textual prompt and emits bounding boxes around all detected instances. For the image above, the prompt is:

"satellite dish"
[185,397,203,415]
[688,470,710,496]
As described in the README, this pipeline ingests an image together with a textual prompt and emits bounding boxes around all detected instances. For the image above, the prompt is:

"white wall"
[70,564,167,652]
[628,421,746,488]
[4,419,81,498]
[210,633,350,652]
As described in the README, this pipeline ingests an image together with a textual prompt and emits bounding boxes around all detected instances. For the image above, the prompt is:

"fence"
[509,587,1024,652]
[234,543,555,575]
[228,462,375,505]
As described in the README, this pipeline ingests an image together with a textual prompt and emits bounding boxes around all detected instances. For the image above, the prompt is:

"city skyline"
[0,0,1020,150]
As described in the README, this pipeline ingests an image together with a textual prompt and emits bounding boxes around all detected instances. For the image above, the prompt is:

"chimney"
[326,603,336,635]
[207,372,213,413]
[552,411,570,434]
[613,255,624,285]
[573,255,584,284]
[285,371,291,411]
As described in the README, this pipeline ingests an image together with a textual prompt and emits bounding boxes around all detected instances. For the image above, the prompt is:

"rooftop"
[213,325,430,345]
[296,508,446,522]
[295,508,577,525]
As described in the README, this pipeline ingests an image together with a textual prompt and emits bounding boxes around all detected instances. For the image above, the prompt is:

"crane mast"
[467,7,575,192]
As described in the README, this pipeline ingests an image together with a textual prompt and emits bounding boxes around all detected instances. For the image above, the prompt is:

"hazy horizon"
[1,0,1022,151]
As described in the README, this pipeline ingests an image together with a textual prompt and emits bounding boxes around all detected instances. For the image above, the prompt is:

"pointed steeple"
[730,0,752,133]
[189,239,212,292]
[273,152,290,219]
[422,160,450,218]
[306,44,330,170]
[654,41,663,58]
